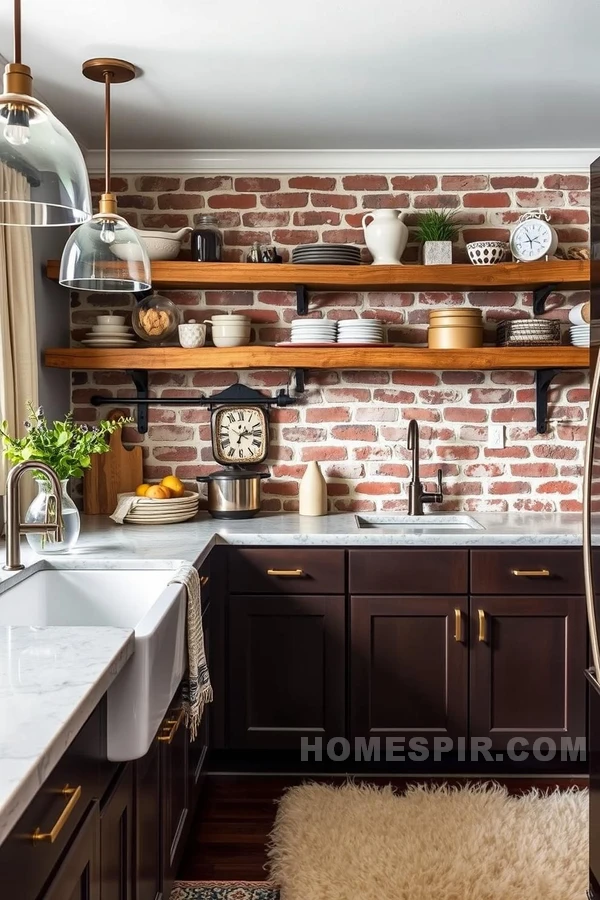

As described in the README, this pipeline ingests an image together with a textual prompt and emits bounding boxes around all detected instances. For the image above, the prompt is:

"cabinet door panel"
[133,740,161,900]
[100,764,133,900]
[470,595,587,749]
[351,595,468,741]
[228,594,345,749]
[42,802,100,900]
[161,696,189,898]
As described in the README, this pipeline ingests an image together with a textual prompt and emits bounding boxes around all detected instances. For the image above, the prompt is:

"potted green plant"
[0,404,130,553]
[415,209,459,265]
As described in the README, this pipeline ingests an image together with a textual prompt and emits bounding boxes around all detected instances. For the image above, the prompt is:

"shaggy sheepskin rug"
[267,782,588,900]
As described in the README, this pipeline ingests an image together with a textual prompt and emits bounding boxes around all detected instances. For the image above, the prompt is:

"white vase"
[299,461,327,517]
[362,209,408,265]
[423,240,453,265]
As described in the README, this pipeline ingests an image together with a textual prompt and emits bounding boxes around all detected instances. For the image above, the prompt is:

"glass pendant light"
[0,0,91,226]
[59,58,151,292]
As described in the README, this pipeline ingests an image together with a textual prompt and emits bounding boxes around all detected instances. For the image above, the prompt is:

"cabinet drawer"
[0,705,102,900]
[349,549,468,594]
[227,548,345,594]
[471,549,583,594]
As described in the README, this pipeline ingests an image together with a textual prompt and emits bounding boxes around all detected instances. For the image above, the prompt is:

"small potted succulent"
[415,209,459,265]
[0,404,130,553]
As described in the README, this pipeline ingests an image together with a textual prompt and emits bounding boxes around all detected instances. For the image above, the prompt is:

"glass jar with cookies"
[132,292,182,344]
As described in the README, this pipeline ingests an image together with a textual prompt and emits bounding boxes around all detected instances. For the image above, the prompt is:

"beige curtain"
[0,162,38,493]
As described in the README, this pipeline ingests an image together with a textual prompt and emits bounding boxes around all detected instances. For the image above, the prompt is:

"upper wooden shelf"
[45,259,590,293]
[44,345,589,372]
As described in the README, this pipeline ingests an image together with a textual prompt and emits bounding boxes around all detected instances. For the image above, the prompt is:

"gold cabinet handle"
[478,608,487,643]
[158,708,185,744]
[511,569,550,577]
[266,568,304,577]
[32,784,82,843]
[454,608,463,643]
[200,575,209,587]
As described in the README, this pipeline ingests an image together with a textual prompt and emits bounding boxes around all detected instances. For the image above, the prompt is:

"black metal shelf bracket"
[90,370,306,434]
[533,283,557,316]
[296,284,308,316]
[535,367,561,434]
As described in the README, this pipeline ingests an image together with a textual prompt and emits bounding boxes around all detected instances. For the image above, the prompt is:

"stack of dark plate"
[292,244,361,266]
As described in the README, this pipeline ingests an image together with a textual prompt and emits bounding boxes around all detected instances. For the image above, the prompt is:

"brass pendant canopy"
[59,57,151,293]
[0,0,91,226]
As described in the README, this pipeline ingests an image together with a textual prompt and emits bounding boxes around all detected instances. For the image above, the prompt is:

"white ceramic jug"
[362,209,408,265]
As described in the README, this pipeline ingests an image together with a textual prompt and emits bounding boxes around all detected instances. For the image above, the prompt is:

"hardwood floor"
[177,773,588,882]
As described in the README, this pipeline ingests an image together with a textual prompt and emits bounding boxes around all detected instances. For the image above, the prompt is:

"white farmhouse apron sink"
[0,565,186,761]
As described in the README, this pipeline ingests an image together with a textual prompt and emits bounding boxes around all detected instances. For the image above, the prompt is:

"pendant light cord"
[104,70,111,195]
[13,0,21,63]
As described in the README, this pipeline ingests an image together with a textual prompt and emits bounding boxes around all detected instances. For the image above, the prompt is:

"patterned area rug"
[171,882,279,900]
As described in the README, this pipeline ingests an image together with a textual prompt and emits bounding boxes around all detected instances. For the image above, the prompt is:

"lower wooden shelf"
[44,345,589,372]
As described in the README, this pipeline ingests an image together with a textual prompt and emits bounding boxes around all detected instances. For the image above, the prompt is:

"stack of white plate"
[82,323,137,348]
[570,325,590,348]
[292,244,361,266]
[123,490,200,525]
[337,320,384,344]
[290,319,338,345]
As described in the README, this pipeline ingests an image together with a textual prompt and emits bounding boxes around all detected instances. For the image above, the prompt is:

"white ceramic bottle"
[362,209,408,265]
[299,461,327,516]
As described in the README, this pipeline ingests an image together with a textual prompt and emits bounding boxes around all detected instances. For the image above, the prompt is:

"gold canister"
[428,313,482,328]
[428,324,484,349]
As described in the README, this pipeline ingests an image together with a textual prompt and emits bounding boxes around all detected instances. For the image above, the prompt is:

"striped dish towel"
[169,564,213,740]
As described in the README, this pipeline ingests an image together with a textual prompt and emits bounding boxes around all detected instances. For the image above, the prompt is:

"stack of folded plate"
[337,319,384,344]
[570,325,590,347]
[123,490,200,525]
[289,319,338,345]
[292,244,361,266]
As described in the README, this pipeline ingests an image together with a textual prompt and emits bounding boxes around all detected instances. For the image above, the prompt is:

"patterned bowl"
[466,241,509,265]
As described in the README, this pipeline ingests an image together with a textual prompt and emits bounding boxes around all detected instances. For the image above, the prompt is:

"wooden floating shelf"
[45,259,589,293]
[44,346,589,372]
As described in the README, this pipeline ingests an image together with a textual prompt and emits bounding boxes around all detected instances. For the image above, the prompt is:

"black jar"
[191,214,223,262]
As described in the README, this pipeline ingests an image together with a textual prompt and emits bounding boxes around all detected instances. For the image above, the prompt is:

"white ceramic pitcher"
[362,209,408,265]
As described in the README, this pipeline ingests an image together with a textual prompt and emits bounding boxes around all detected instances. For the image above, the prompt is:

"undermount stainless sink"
[355,514,485,532]
[0,564,186,761]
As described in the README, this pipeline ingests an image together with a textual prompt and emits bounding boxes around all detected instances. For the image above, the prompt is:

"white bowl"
[210,315,250,323]
[112,227,192,262]
[211,326,251,337]
[97,315,126,326]
[466,241,509,265]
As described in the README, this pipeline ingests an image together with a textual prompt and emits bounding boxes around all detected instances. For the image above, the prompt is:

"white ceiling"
[2,0,600,151]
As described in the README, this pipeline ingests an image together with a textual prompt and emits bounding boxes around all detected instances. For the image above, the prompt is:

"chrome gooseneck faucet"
[407,419,444,516]
[3,461,64,571]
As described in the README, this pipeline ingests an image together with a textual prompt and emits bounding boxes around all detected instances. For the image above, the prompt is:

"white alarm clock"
[510,210,558,262]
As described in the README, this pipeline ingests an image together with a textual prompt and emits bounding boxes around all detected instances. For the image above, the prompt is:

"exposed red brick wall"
[71,172,590,513]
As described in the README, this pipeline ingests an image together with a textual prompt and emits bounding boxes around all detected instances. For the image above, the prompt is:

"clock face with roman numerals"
[211,405,269,466]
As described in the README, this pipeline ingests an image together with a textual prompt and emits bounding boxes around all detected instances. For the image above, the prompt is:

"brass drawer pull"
[511,569,550,577]
[267,568,304,577]
[200,575,209,587]
[478,609,487,643]
[158,708,185,744]
[32,784,82,843]
[454,608,463,643]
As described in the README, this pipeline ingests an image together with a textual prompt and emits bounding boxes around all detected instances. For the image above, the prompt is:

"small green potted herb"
[0,404,131,553]
[415,209,459,265]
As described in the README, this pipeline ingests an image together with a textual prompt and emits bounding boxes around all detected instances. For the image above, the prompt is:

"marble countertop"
[0,626,133,845]
[16,510,581,573]
[0,508,585,844]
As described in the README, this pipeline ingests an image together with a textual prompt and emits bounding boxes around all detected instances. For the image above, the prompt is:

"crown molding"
[84,147,598,175]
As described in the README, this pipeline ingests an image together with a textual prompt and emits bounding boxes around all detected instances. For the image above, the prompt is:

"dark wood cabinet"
[100,765,133,900]
[227,592,346,749]
[133,740,161,900]
[470,595,587,750]
[161,695,190,898]
[42,802,101,900]
[351,595,469,741]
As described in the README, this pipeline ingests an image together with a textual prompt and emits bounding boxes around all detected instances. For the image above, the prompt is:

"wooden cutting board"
[83,409,144,514]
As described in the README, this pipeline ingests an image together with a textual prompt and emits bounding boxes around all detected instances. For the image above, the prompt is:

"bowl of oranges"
[123,476,200,524]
